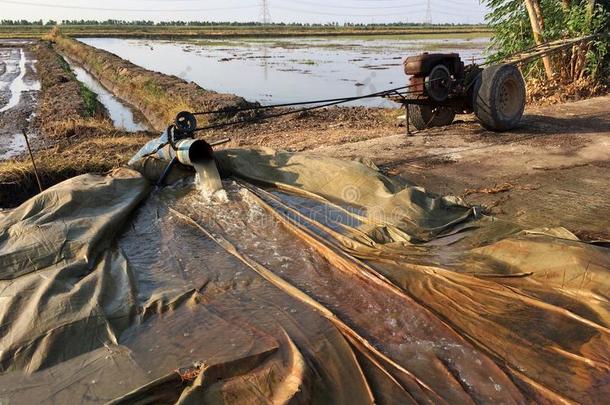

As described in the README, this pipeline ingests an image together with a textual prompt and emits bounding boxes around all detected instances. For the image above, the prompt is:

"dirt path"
[311,95,610,238]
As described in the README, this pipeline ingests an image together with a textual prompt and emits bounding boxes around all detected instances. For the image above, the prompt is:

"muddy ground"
[0,39,151,205]
[0,42,39,159]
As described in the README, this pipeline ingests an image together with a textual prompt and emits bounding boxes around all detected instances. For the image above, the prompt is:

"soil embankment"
[34,41,111,137]
[0,24,491,40]
[53,34,251,130]
[0,41,151,206]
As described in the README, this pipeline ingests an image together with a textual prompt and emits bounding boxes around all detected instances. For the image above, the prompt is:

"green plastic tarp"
[0,148,608,404]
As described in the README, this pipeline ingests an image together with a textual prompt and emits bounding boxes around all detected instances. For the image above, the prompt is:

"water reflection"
[64,56,150,132]
[80,36,489,107]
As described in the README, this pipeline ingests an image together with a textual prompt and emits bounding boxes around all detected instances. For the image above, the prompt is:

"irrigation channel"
[63,55,151,132]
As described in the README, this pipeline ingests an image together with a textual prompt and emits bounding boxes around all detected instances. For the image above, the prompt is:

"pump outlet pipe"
[157,138,215,167]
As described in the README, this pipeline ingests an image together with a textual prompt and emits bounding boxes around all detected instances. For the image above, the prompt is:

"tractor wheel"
[408,105,455,130]
[473,64,525,132]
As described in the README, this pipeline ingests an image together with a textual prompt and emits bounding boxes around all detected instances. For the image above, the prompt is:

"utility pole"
[425,0,432,25]
[260,0,271,25]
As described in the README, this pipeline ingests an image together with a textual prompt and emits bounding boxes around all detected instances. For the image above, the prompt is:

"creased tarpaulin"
[0,147,608,404]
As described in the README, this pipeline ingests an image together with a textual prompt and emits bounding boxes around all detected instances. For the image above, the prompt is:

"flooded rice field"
[0,43,40,160]
[80,34,489,107]
[64,55,150,132]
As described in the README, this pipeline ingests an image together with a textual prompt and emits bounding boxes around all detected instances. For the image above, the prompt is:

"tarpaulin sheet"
[0,147,608,404]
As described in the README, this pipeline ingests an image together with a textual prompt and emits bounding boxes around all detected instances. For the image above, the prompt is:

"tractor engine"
[403,53,464,103]
[399,52,524,132]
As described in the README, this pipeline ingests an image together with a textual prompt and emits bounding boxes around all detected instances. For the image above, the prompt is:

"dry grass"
[527,77,609,106]
[0,135,150,207]
[0,37,158,207]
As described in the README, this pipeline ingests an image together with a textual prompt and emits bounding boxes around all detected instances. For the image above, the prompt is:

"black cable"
[193,85,411,116]
[192,86,426,133]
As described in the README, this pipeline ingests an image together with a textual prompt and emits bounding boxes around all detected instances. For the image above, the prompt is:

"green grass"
[53,52,102,117]
[79,85,99,117]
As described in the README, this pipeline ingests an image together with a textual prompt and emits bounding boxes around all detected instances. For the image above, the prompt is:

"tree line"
[0,19,482,27]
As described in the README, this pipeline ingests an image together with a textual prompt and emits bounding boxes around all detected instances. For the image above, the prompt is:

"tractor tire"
[408,104,455,130]
[473,64,525,132]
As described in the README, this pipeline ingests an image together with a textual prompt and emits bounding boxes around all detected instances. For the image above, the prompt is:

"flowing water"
[193,160,224,196]
[80,35,489,107]
[63,56,150,132]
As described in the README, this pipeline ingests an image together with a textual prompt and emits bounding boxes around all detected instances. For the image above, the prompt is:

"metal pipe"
[157,138,215,167]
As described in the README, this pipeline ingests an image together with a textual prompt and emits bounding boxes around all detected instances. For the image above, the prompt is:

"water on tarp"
[193,160,224,197]
[164,181,491,389]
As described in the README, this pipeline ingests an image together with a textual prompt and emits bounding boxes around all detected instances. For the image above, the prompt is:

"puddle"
[0,48,40,113]
[0,47,40,160]
[80,36,489,107]
[0,131,31,159]
[63,56,150,132]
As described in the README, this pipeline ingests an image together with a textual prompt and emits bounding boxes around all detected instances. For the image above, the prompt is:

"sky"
[0,0,489,24]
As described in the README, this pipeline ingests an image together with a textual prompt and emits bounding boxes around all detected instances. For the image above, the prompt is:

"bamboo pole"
[22,130,43,193]
[523,0,555,80]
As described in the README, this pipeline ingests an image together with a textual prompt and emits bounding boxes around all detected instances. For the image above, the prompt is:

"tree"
[484,0,609,84]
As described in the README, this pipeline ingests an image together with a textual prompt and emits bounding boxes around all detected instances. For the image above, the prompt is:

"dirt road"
[310,96,610,238]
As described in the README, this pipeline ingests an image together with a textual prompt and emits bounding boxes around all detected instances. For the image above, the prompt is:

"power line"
[281,0,429,10]
[0,0,476,19]
[0,0,259,12]
[272,5,430,17]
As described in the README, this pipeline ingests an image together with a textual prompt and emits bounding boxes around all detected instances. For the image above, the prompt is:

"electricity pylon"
[260,0,271,25]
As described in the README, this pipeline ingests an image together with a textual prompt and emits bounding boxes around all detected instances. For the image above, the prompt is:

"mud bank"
[0,41,153,206]
[53,34,250,130]
[32,41,112,138]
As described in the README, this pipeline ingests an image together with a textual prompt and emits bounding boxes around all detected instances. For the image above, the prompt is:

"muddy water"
[80,35,489,107]
[63,56,150,132]
[0,48,40,113]
[0,47,40,160]
[157,181,508,398]
[193,160,223,195]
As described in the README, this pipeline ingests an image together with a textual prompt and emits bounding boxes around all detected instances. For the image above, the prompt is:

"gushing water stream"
[193,160,224,196]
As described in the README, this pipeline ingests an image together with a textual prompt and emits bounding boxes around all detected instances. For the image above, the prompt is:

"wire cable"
[191,82,444,133]
[0,0,258,12]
